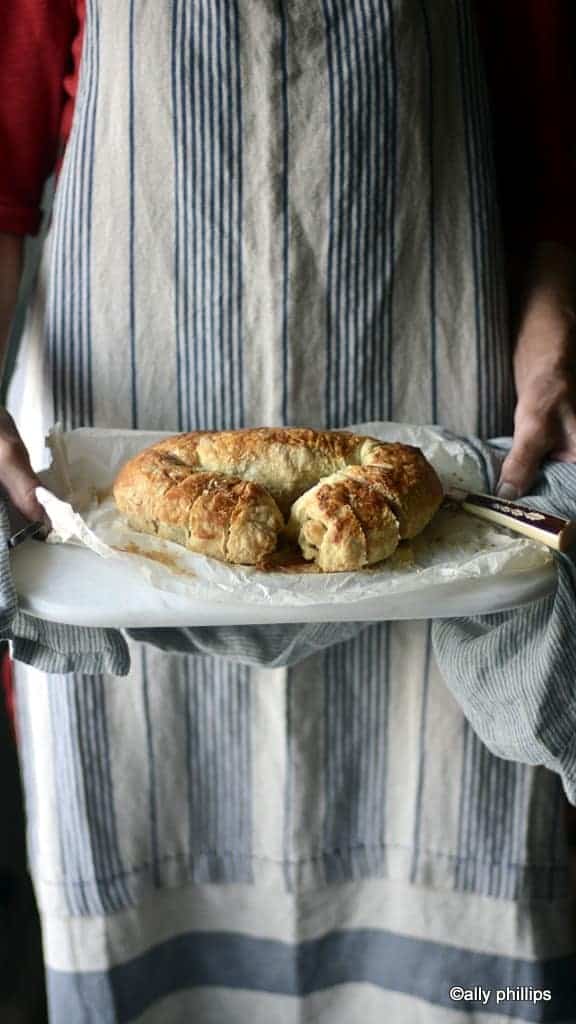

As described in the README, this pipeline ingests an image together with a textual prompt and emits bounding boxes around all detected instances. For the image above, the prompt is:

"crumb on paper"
[115,542,196,577]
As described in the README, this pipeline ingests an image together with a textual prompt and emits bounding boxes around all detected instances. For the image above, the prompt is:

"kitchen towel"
[0,501,130,675]
[432,439,576,805]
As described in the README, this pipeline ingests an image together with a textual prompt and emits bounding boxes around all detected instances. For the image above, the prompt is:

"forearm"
[0,232,49,525]
[0,232,24,375]
[513,242,576,385]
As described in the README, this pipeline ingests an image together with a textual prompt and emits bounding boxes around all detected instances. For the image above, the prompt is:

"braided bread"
[113,428,443,571]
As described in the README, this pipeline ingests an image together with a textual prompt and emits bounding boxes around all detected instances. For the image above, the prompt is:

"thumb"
[497,421,550,498]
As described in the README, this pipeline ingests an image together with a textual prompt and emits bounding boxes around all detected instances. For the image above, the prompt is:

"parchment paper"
[36,424,553,608]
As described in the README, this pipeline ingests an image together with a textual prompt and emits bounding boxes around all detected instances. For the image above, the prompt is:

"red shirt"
[1,0,575,251]
[0,0,84,235]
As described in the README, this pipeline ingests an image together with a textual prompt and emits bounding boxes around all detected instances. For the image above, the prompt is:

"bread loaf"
[113,428,443,570]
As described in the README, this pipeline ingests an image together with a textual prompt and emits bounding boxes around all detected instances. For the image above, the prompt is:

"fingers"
[497,414,553,498]
[0,410,48,526]
[547,408,576,462]
[498,399,576,497]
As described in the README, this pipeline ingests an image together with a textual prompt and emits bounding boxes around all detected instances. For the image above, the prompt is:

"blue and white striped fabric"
[433,442,576,808]
[9,1,576,1021]
[0,500,129,675]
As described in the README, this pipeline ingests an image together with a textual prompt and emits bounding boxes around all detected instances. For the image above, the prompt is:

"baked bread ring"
[113,428,443,570]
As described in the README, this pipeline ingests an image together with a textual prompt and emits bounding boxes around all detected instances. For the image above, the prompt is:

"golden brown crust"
[113,428,443,570]
[192,428,362,513]
[287,471,401,571]
[343,446,443,539]
[114,461,284,564]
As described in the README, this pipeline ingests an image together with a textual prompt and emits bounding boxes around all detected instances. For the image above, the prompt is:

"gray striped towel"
[0,501,130,675]
[127,620,370,667]
[432,439,576,804]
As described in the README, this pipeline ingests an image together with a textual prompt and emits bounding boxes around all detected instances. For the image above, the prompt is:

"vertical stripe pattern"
[49,674,132,915]
[454,0,511,438]
[322,0,398,428]
[171,0,244,432]
[47,0,100,430]
[185,658,253,880]
[128,0,138,427]
[322,626,389,882]
[141,648,161,889]
[279,1,290,426]
[419,0,438,422]
[409,623,433,883]
[454,727,570,900]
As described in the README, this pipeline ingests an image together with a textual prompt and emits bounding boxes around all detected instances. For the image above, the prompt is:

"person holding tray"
[1,0,576,1021]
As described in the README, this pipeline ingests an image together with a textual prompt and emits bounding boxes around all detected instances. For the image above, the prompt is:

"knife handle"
[7,521,46,550]
[456,491,576,553]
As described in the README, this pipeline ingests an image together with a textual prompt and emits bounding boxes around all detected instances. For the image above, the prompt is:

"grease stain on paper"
[115,541,196,577]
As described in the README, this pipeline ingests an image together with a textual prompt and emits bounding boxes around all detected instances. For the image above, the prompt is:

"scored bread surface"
[113,428,443,570]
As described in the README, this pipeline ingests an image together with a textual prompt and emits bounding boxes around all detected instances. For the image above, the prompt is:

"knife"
[7,520,47,549]
[447,489,576,553]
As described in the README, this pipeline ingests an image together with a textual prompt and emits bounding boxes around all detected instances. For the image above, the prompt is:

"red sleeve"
[475,0,576,255]
[0,0,82,236]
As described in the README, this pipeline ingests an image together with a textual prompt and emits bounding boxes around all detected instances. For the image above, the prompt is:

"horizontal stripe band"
[47,927,576,1022]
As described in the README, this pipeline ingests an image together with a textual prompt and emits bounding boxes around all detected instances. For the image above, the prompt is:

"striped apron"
[10,1,576,1021]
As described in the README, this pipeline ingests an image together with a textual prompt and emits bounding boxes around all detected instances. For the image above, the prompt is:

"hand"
[497,243,576,499]
[0,408,49,528]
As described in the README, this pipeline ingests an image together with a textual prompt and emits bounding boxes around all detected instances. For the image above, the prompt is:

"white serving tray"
[13,539,557,628]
